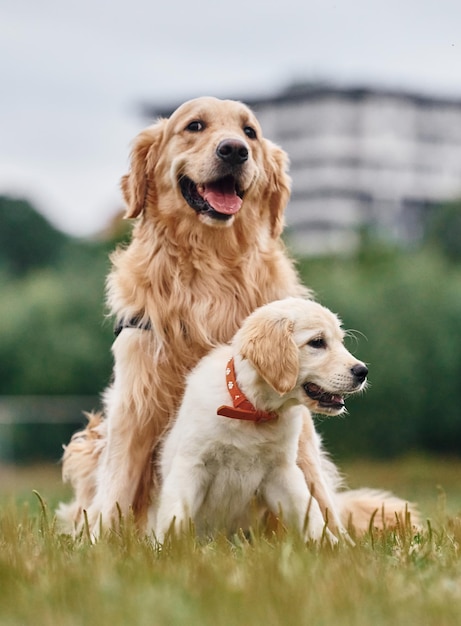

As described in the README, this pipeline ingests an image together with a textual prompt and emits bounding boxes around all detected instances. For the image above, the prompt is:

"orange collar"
[217,357,278,423]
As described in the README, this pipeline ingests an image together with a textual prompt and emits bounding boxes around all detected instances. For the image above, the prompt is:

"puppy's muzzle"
[351,363,368,386]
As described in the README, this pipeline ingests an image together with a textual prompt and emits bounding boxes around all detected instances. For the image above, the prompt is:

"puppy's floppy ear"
[121,119,167,218]
[240,315,299,395]
[262,140,291,239]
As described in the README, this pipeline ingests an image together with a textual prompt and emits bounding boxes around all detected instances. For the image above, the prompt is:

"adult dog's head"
[121,97,290,238]
[234,298,368,416]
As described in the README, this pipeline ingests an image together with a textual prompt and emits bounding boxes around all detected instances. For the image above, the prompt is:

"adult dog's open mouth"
[179,175,243,220]
[303,382,345,412]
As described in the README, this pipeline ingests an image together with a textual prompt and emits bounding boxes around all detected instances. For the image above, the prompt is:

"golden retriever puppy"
[153,298,369,544]
[58,97,309,534]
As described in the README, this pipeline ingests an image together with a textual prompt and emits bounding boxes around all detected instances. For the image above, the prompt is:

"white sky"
[1,0,460,236]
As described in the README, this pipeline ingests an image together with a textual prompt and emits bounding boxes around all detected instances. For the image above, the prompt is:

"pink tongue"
[202,180,242,215]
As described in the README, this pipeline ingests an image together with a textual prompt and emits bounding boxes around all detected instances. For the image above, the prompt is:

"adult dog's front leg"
[86,330,167,535]
[297,407,353,544]
[263,465,337,545]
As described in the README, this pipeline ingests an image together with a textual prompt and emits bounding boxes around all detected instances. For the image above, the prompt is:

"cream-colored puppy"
[153,298,368,544]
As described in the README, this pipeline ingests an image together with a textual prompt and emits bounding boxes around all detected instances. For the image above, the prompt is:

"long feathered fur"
[58,97,419,536]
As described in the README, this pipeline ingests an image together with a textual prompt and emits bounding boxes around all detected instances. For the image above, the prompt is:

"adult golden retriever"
[58,97,417,537]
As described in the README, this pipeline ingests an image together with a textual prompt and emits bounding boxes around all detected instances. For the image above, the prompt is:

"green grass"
[1,459,461,626]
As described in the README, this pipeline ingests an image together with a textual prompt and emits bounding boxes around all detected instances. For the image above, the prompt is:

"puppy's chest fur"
[202,438,285,487]
[197,440,282,532]
[165,412,301,534]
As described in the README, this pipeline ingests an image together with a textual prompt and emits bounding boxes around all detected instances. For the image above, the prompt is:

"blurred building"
[145,85,461,255]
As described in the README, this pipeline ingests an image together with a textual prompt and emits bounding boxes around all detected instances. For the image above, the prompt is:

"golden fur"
[58,97,418,536]
[59,97,308,533]
[153,298,370,544]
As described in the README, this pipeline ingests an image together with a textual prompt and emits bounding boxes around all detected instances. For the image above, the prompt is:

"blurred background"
[1,1,460,480]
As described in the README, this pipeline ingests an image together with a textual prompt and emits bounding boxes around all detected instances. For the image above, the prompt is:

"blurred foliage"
[0,195,460,461]
[297,235,461,459]
[424,199,461,262]
[0,197,67,276]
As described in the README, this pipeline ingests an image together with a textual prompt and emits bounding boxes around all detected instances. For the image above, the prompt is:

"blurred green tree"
[0,196,116,395]
[0,196,68,276]
[425,200,461,263]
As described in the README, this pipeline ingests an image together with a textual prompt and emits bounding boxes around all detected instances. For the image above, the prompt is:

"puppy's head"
[121,97,290,237]
[235,298,368,416]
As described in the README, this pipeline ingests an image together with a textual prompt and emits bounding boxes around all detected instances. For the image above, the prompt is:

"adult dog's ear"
[240,315,299,395]
[262,140,291,239]
[121,119,167,218]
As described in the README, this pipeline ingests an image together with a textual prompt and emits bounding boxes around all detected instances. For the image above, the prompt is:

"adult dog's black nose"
[351,363,368,383]
[216,139,249,165]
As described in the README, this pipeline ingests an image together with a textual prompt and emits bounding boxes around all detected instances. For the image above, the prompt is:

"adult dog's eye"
[243,126,257,139]
[186,120,205,132]
[308,337,326,349]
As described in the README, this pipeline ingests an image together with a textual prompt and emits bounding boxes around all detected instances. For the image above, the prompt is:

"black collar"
[114,316,152,337]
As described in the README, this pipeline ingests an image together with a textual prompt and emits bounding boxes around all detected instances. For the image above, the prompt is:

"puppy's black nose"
[351,363,368,383]
[216,139,249,165]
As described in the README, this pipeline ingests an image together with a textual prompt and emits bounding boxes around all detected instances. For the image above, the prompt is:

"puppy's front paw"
[304,507,339,546]
[85,503,121,539]
[305,522,338,546]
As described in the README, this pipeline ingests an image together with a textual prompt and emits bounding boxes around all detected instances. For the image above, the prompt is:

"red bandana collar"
[217,357,278,423]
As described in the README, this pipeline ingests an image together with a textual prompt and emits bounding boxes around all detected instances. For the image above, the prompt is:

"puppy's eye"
[243,126,257,139]
[186,120,205,132]
[308,337,326,349]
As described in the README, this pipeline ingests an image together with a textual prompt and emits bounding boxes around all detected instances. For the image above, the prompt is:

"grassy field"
[1,457,460,626]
